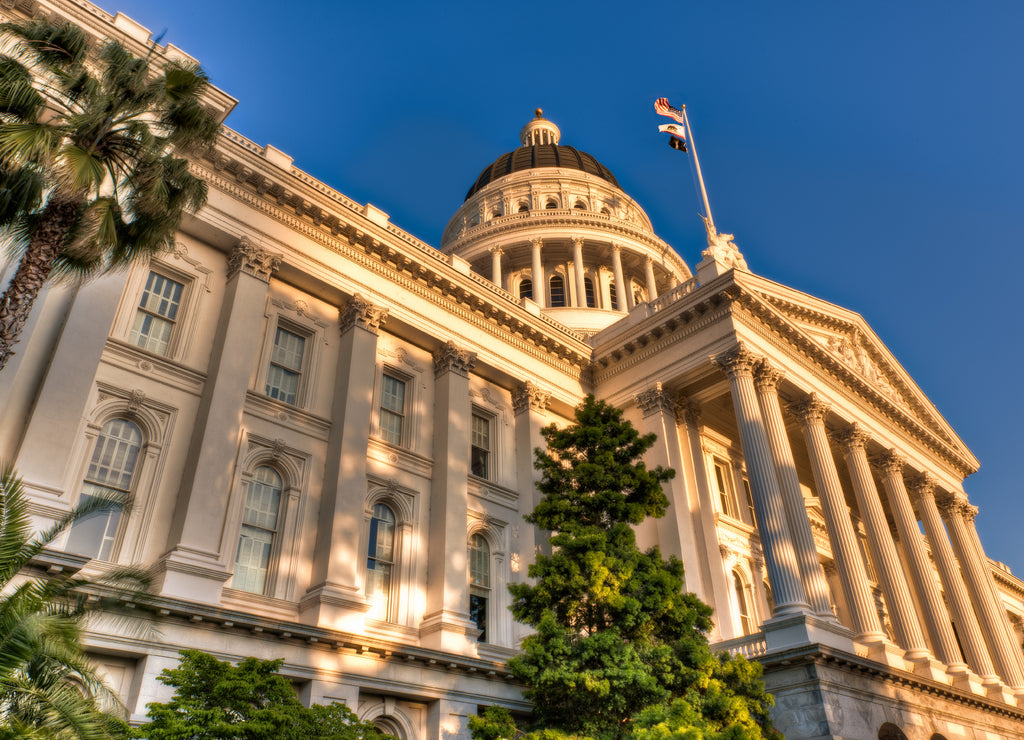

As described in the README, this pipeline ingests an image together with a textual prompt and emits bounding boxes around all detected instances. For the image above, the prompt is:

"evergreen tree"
[487,396,778,740]
[135,650,393,740]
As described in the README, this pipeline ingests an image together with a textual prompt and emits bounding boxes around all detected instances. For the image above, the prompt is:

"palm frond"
[0,123,61,166]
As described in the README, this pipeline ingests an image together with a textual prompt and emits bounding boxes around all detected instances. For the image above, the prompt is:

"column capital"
[228,236,281,282]
[834,423,871,452]
[636,383,674,417]
[753,359,786,393]
[512,381,550,416]
[489,245,504,256]
[530,237,544,250]
[571,235,585,249]
[936,491,976,522]
[340,294,388,336]
[675,397,702,427]
[788,392,830,424]
[876,449,906,478]
[433,341,477,379]
[611,243,623,254]
[713,344,763,380]
[907,473,937,503]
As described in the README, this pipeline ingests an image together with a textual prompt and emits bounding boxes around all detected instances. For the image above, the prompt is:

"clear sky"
[103,1,1024,576]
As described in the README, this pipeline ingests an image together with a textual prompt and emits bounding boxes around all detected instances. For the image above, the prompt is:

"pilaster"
[300,295,387,629]
[157,238,281,603]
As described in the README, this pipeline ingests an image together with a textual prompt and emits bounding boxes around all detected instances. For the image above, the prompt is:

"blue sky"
[106,1,1024,575]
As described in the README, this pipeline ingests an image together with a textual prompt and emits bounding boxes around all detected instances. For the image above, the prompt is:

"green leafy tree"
[0,18,219,371]
[0,464,144,740]
[135,650,394,740]
[484,396,778,740]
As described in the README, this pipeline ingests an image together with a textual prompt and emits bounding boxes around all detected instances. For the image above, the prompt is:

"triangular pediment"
[733,272,977,470]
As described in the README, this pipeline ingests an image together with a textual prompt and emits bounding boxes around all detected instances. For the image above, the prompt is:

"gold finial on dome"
[520,109,560,147]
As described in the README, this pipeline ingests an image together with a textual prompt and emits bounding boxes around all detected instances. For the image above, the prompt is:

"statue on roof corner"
[701,215,749,271]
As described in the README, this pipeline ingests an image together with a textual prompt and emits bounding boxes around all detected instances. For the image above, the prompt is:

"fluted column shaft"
[753,364,833,618]
[838,429,928,657]
[644,257,658,301]
[716,347,807,615]
[911,479,996,679]
[792,395,884,641]
[490,247,503,287]
[572,237,586,307]
[877,453,964,668]
[939,493,1024,687]
[530,238,546,307]
[611,246,631,310]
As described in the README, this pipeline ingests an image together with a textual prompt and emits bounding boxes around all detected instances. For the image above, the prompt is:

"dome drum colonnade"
[696,342,1024,696]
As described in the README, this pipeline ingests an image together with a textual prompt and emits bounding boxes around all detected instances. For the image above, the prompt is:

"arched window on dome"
[233,466,283,594]
[574,200,587,210]
[584,277,596,308]
[517,201,529,213]
[549,275,566,307]
[491,208,502,219]
[600,206,611,215]
[66,418,143,561]
[545,199,558,210]
[519,278,533,301]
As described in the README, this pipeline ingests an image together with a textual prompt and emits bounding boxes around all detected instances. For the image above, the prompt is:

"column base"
[154,548,231,604]
[908,655,952,683]
[982,677,1016,705]
[298,583,371,632]
[864,640,910,671]
[763,611,856,653]
[420,609,481,654]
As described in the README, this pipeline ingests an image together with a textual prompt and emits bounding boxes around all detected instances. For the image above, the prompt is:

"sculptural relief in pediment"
[819,329,906,406]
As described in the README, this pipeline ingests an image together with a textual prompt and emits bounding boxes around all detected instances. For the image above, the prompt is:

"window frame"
[232,465,284,596]
[65,418,143,562]
[733,568,755,635]
[468,532,491,642]
[712,458,739,519]
[469,410,493,480]
[377,370,409,447]
[263,321,311,407]
[127,270,186,356]
[366,502,398,621]
[548,274,567,308]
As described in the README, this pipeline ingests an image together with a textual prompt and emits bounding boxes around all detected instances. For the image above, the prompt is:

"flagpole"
[682,106,715,234]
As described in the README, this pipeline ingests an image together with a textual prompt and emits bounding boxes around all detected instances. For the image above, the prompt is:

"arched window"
[66,419,142,560]
[468,533,490,641]
[549,275,566,307]
[517,202,529,213]
[609,282,620,311]
[733,569,753,635]
[233,466,283,594]
[491,209,502,219]
[374,718,404,740]
[584,277,596,308]
[574,200,587,210]
[519,278,533,301]
[367,504,396,618]
[545,199,558,209]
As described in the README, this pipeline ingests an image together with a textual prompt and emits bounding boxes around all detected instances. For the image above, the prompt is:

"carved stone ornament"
[530,237,543,251]
[788,393,830,424]
[936,491,977,522]
[752,359,785,394]
[127,389,146,413]
[877,449,906,478]
[675,397,702,426]
[821,330,905,405]
[432,341,477,379]
[512,381,550,415]
[834,423,871,451]
[227,236,282,282]
[712,343,762,379]
[270,438,286,461]
[635,383,674,417]
[906,473,937,504]
[340,294,388,336]
[700,215,749,271]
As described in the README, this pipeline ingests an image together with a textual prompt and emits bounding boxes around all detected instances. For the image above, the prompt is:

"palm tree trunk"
[0,196,80,373]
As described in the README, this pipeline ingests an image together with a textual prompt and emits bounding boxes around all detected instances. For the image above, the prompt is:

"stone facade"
[2,3,1024,739]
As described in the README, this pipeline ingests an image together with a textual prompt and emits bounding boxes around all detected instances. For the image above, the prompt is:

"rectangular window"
[713,460,737,518]
[128,272,184,355]
[470,412,491,479]
[379,374,406,446]
[265,326,305,405]
[742,478,756,524]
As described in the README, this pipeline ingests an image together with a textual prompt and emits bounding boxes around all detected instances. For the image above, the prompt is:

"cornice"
[191,158,593,378]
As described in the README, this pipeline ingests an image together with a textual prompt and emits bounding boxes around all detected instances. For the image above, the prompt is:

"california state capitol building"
[3,2,1024,739]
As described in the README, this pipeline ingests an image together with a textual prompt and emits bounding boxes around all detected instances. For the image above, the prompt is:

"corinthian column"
[752,363,833,618]
[877,452,964,669]
[910,476,997,682]
[714,346,807,615]
[836,427,928,659]
[610,244,629,312]
[572,237,587,307]
[938,492,1024,688]
[490,246,503,288]
[644,256,658,301]
[530,238,546,307]
[790,394,884,642]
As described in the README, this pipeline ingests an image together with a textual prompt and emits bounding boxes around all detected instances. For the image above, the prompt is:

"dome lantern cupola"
[520,109,561,146]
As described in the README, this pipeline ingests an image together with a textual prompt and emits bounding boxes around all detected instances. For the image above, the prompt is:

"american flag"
[654,97,686,125]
